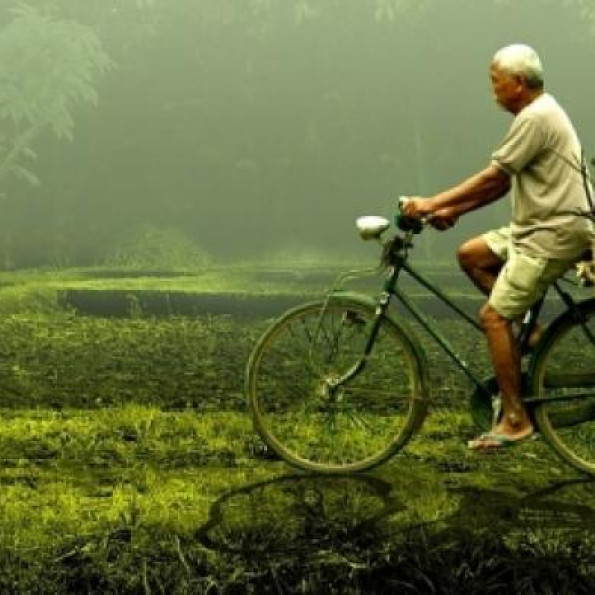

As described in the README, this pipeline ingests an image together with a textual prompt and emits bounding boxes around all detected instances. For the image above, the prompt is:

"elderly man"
[403,44,594,450]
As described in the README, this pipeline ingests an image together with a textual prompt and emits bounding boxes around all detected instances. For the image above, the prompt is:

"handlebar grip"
[396,195,425,233]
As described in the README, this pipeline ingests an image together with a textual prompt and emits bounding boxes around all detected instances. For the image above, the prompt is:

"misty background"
[1,0,594,269]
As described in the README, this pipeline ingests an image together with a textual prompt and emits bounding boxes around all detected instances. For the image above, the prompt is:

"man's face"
[490,63,523,113]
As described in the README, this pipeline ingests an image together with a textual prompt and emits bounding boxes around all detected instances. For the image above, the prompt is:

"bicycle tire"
[529,297,595,476]
[246,295,429,473]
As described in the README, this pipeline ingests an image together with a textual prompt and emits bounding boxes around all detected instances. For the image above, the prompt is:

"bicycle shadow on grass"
[439,477,595,535]
[196,473,406,557]
[195,469,595,561]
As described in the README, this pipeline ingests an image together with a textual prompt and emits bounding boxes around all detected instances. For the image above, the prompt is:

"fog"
[1,0,594,267]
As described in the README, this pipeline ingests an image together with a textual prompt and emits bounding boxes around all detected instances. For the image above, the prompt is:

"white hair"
[492,44,544,89]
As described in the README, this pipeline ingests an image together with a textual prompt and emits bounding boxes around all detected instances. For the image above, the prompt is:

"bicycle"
[245,207,595,475]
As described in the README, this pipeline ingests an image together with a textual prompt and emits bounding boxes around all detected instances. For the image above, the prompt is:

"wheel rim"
[534,302,595,475]
[247,301,425,472]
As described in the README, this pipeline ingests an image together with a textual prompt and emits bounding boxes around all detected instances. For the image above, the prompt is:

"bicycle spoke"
[283,313,366,376]
[286,320,320,364]
[342,385,402,398]
[533,298,595,476]
[248,299,426,472]
[344,409,374,432]
[320,322,349,366]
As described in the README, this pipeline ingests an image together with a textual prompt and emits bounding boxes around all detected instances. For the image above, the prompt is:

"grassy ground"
[0,265,594,592]
[1,405,594,592]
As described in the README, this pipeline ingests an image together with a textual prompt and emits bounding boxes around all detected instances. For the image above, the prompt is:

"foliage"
[2,0,595,266]
[0,273,591,589]
[104,225,213,271]
[0,4,112,186]
[0,311,254,410]
[0,400,593,591]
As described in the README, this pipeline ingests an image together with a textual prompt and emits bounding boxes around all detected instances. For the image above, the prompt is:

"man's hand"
[429,207,458,230]
[401,197,458,231]
[401,196,433,219]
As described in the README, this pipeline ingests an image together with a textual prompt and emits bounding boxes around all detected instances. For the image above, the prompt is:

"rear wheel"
[530,298,595,476]
[246,297,428,473]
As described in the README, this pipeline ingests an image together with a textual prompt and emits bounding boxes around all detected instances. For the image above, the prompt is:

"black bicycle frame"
[367,238,544,393]
[333,230,595,409]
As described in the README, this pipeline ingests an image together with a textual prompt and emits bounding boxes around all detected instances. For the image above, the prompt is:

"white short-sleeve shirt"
[491,93,594,259]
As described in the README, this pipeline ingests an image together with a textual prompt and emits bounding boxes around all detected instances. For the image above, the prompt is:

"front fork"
[324,266,401,392]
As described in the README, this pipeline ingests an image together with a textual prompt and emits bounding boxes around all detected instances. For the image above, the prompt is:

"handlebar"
[395,196,427,234]
[356,197,432,243]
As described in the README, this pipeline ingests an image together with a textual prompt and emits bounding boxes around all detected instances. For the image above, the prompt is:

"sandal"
[468,431,534,451]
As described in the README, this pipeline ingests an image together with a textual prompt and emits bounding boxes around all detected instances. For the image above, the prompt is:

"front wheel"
[530,298,595,476]
[246,296,428,473]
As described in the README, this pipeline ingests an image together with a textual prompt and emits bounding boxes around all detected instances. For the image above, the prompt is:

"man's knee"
[457,239,476,272]
[479,303,510,331]
[458,236,503,273]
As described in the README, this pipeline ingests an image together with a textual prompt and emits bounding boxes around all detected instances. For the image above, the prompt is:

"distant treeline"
[0,1,594,268]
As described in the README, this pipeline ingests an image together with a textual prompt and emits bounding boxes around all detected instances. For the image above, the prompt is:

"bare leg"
[460,236,535,446]
[472,303,534,444]
[457,236,504,296]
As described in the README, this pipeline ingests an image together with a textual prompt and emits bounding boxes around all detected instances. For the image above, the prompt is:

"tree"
[0,4,112,189]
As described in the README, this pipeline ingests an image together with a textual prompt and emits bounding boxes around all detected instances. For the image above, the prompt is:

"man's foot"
[468,427,534,451]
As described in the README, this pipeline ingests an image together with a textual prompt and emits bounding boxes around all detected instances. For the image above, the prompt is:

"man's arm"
[403,163,511,221]
[432,163,511,216]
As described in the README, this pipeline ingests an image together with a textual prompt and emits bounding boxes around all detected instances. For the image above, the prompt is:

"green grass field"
[0,266,594,592]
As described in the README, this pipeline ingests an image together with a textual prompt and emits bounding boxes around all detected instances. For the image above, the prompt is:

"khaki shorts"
[483,226,574,320]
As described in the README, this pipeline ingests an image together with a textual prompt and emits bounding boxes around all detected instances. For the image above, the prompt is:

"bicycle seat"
[356,216,390,240]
